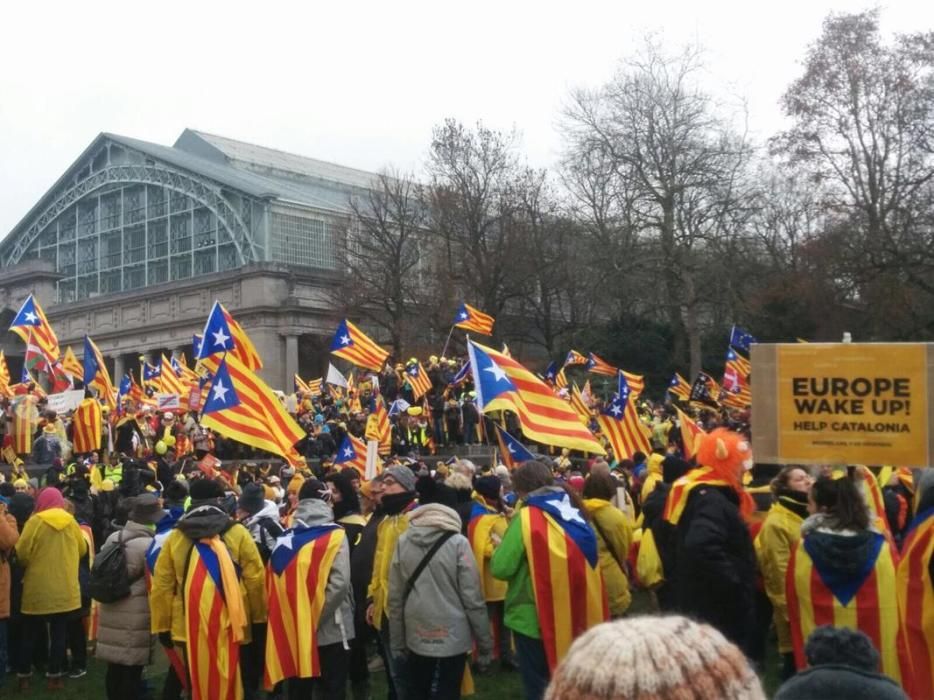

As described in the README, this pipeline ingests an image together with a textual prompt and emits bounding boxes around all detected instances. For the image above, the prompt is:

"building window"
[58,243,76,277]
[194,248,216,275]
[124,186,145,225]
[219,244,238,271]
[78,200,97,236]
[148,260,168,285]
[77,274,98,300]
[270,208,336,269]
[102,230,122,269]
[170,214,191,254]
[125,265,145,290]
[77,237,98,273]
[101,269,121,294]
[147,220,168,259]
[148,186,166,218]
[101,192,121,230]
[126,225,145,264]
[171,255,191,280]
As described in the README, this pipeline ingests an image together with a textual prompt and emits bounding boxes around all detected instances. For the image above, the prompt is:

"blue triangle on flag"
[201,358,241,414]
[330,319,354,352]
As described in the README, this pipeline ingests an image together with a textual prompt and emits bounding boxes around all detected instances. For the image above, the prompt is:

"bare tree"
[332,170,429,358]
[563,39,754,375]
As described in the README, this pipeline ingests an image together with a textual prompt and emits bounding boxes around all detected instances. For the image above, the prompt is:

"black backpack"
[88,530,150,604]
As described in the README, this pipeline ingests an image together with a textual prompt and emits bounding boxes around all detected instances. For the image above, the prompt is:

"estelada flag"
[264,525,345,689]
[787,532,902,683]
[9,294,59,362]
[468,499,508,603]
[13,396,39,455]
[662,466,732,525]
[197,301,263,371]
[330,319,389,372]
[83,335,116,410]
[365,395,392,456]
[494,424,536,469]
[668,373,692,402]
[334,434,367,479]
[563,350,588,367]
[199,355,304,463]
[405,361,433,401]
[468,341,605,455]
[674,406,706,458]
[586,352,617,377]
[159,354,185,395]
[62,346,84,382]
[896,508,934,699]
[519,490,607,671]
[454,302,494,335]
[72,398,102,455]
[184,539,247,700]
[595,391,651,462]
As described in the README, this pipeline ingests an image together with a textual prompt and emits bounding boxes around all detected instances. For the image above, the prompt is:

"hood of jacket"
[35,507,73,531]
[177,503,231,540]
[583,497,612,514]
[292,498,334,527]
[802,513,880,579]
[646,453,665,477]
[406,503,461,546]
[243,500,281,528]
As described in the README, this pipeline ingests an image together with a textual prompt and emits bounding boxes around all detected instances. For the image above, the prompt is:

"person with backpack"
[388,502,492,699]
[94,494,162,699]
[150,478,266,700]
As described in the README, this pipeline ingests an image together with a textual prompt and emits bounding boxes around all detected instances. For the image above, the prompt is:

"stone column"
[284,334,299,389]
[113,355,125,382]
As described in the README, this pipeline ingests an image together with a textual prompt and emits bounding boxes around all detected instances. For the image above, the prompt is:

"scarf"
[380,491,416,516]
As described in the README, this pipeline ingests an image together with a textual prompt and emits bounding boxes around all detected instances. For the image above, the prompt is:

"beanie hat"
[35,487,65,513]
[128,494,165,525]
[189,478,224,501]
[384,465,416,492]
[474,475,502,501]
[298,478,332,503]
[545,615,765,700]
[237,483,265,515]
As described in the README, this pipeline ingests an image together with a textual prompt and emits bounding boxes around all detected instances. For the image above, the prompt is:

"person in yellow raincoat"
[583,471,633,617]
[754,465,813,681]
[639,453,665,505]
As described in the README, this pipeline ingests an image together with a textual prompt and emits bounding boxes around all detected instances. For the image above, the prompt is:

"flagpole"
[440,324,456,360]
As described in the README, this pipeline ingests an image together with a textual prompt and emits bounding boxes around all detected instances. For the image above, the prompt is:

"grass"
[19,590,780,699]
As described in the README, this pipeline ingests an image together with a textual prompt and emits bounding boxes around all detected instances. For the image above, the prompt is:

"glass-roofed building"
[0,129,380,389]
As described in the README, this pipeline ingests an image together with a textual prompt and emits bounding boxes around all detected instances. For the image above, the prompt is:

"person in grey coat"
[95,494,162,700]
[388,502,492,700]
[280,478,355,698]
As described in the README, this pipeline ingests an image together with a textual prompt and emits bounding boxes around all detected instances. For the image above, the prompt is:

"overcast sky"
[1,0,931,238]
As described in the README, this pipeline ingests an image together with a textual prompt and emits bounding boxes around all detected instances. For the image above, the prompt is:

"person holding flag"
[491,461,607,700]
[149,479,267,700]
[265,478,354,697]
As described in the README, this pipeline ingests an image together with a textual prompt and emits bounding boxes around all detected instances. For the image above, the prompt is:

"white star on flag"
[343,447,354,458]
[610,402,622,416]
[459,312,468,320]
[273,531,294,553]
[484,363,508,383]
[553,494,585,524]
[340,335,351,345]
[23,311,37,323]
[211,378,229,403]
[212,328,230,348]
[508,444,516,454]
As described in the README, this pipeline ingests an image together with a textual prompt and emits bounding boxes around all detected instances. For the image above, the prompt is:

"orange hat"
[696,428,753,483]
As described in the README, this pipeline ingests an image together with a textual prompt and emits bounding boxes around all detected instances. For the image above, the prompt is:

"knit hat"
[237,483,265,515]
[545,615,765,700]
[474,475,502,501]
[35,487,65,513]
[383,465,416,492]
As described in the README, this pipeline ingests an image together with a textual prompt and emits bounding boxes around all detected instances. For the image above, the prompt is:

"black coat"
[774,665,907,700]
[672,484,756,656]
[642,482,678,611]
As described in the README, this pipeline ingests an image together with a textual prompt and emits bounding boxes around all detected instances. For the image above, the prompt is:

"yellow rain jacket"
[149,524,266,643]
[755,499,805,653]
[16,508,88,615]
[640,454,665,504]
[367,510,411,629]
[583,498,632,616]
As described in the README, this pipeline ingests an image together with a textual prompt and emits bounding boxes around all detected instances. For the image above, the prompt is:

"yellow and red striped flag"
[673,406,705,458]
[787,534,902,683]
[563,350,588,367]
[519,490,608,671]
[0,350,9,389]
[454,303,494,335]
[62,346,84,382]
[568,383,593,425]
[586,352,616,377]
[595,389,651,462]
[896,511,934,699]
[9,294,59,362]
[264,526,345,689]
[468,341,604,455]
[183,539,247,700]
[83,335,116,410]
[158,354,185,395]
[72,398,102,455]
[293,375,310,394]
[196,301,263,371]
[330,319,389,372]
[554,367,568,390]
[366,395,392,455]
[199,355,305,463]
[333,434,368,479]
[307,378,322,396]
[667,373,692,401]
[12,395,39,455]
[404,361,433,401]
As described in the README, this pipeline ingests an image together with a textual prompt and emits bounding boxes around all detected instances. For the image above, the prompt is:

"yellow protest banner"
[752,343,934,467]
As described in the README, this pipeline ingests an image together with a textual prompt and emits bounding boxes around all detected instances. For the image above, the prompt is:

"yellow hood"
[646,453,665,477]
[36,508,74,531]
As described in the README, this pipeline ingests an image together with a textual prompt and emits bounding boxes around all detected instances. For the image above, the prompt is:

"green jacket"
[490,510,539,639]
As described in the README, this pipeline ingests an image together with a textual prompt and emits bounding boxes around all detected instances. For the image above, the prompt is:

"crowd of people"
[0,354,928,700]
